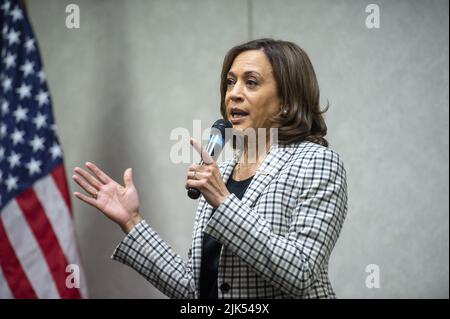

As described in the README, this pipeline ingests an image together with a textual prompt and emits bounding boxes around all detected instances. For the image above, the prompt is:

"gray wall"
[26,0,449,298]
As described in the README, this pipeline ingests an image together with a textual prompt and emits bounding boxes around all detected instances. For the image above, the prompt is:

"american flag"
[0,0,87,298]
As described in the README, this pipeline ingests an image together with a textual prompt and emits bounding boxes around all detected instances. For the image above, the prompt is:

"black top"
[199,173,254,299]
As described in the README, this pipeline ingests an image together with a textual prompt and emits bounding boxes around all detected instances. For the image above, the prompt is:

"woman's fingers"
[190,138,214,165]
[188,164,201,172]
[187,170,205,180]
[73,174,98,197]
[74,191,99,209]
[86,162,112,184]
[185,177,204,190]
[74,166,103,190]
[123,168,134,188]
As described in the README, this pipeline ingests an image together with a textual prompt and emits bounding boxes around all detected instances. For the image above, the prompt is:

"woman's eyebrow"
[244,70,262,78]
[227,70,263,78]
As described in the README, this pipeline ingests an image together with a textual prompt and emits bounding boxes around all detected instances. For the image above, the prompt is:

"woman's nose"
[229,81,244,102]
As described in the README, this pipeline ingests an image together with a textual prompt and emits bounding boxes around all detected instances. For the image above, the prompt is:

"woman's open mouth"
[230,108,249,124]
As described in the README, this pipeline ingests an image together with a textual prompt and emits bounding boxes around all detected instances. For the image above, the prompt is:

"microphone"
[187,119,233,199]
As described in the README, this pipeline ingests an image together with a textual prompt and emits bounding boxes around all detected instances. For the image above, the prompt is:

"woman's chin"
[231,124,249,133]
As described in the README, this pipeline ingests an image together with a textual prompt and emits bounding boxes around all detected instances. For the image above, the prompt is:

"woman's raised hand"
[72,162,142,234]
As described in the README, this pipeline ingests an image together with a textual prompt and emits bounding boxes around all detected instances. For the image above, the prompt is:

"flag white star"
[0,147,5,160]
[10,128,25,145]
[9,6,23,22]
[4,52,16,69]
[7,29,20,45]
[16,83,31,99]
[29,135,45,152]
[0,123,7,138]
[5,174,18,192]
[7,151,21,169]
[35,90,49,106]
[1,1,11,12]
[1,76,12,92]
[1,100,9,115]
[37,70,46,83]
[13,105,28,122]
[33,113,47,129]
[20,60,35,77]
[50,143,62,159]
[24,37,36,53]
[2,25,7,36]
[26,158,42,175]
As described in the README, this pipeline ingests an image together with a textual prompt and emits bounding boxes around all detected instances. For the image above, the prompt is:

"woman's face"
[225,50,281,133]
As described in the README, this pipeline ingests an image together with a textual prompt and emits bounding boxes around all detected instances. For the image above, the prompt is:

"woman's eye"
[246,79,258,88]
[226,78,235,86]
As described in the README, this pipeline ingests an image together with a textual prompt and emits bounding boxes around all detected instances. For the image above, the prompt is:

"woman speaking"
[72,38,348,299]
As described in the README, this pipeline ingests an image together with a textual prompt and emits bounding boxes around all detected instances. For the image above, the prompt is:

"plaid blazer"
[112,141,347,298]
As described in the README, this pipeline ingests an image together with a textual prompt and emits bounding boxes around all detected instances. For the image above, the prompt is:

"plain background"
[25,0,448,298]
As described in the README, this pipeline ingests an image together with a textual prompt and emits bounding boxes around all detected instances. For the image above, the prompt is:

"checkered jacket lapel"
[240,144,295,207]
[190,150,237,295]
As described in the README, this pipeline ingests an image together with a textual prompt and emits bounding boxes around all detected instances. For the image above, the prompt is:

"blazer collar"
[220,143,296,207]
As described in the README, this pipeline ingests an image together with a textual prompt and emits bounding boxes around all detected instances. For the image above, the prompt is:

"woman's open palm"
[72,162,141,233]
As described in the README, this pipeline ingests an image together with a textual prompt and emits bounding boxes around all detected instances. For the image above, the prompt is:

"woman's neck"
[240,133,273,165]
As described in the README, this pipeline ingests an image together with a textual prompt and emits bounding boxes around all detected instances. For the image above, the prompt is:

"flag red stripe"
[51,164,73,216]
[16,189,81,299]
[0,217,38,299]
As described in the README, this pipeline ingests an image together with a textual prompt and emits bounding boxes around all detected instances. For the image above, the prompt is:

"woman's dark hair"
[220,38,329,147]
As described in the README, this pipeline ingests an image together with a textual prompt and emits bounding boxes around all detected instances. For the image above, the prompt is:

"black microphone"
[187,119,233,199]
